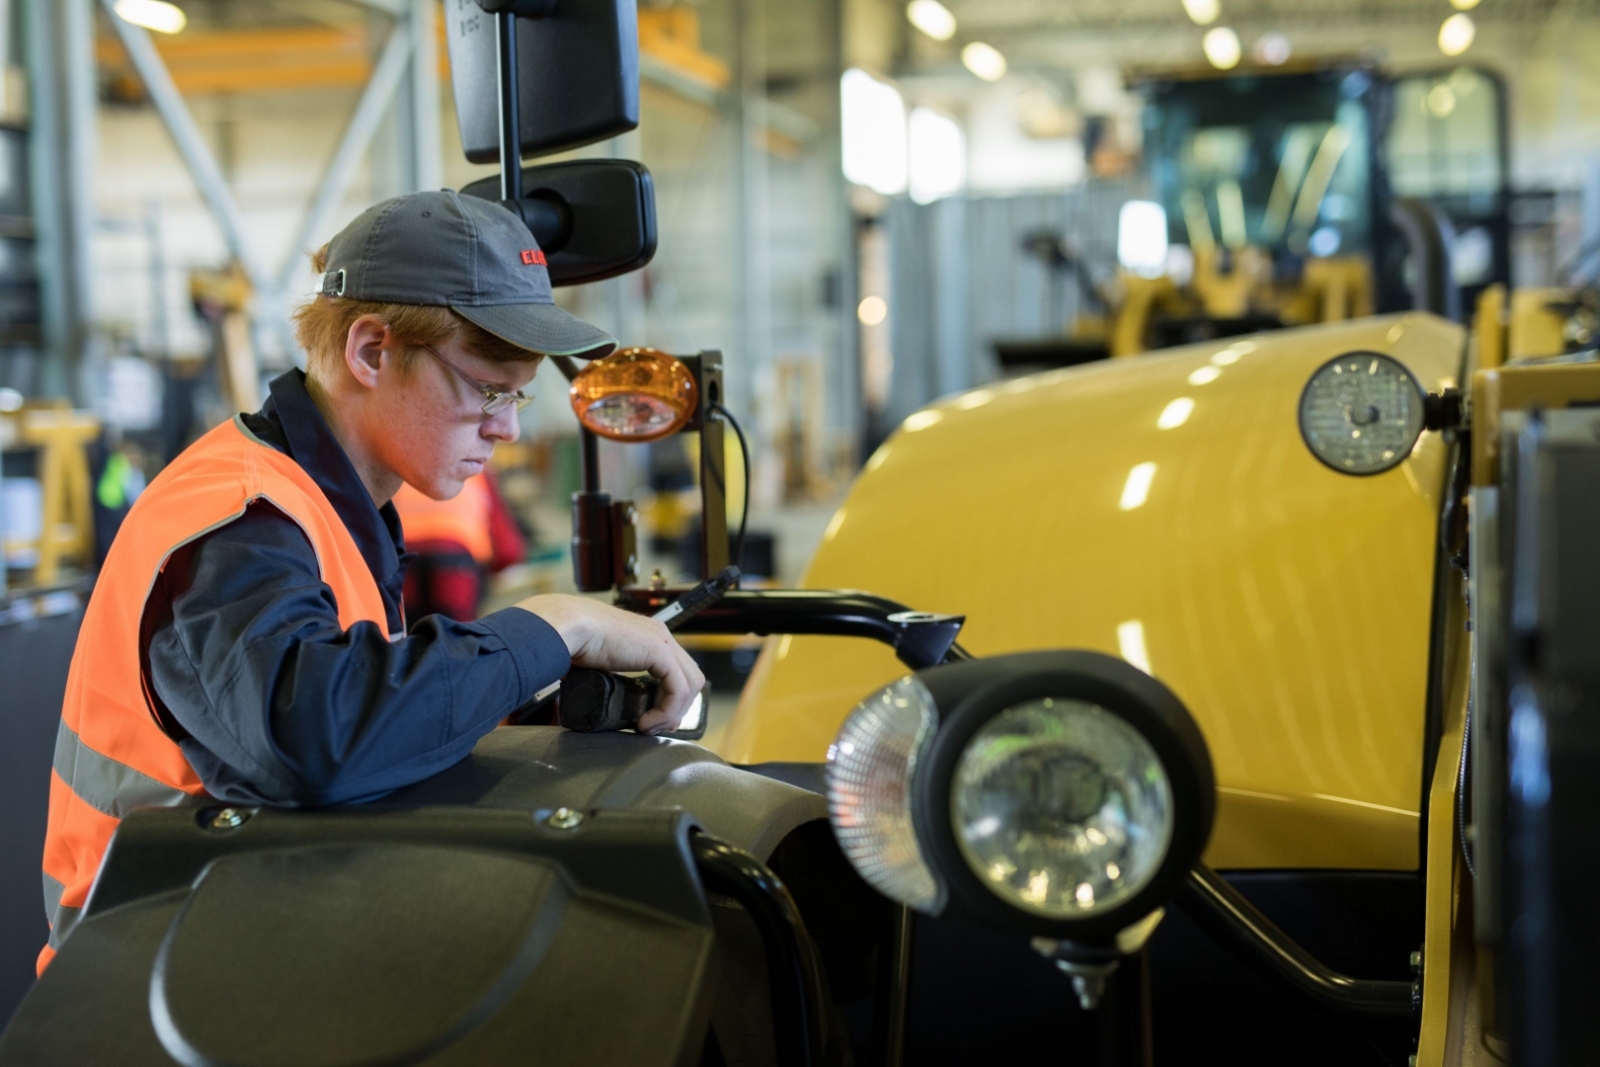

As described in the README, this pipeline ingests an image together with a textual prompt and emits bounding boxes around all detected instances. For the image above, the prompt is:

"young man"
[37,190,704,970]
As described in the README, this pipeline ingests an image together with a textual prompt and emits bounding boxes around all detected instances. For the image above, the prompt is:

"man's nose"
[483,405,521,443]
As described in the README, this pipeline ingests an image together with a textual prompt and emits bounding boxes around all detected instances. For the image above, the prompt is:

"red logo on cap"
[520,249,547,266]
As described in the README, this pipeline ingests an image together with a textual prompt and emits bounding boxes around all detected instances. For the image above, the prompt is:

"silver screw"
[210,807,248,830]
[1410,950,1423,975]
[547,807,585,830]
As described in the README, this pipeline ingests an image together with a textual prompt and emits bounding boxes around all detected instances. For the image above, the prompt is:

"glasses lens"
[482,394,514,416]
[951,698,1172,918]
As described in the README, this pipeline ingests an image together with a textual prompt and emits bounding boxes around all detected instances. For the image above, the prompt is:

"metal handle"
[691,834,826,1067]
[1176,864,1418,1019]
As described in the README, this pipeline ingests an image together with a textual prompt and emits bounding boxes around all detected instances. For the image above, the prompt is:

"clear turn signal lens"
[569,347,698,442]
[826,675,945,914]
[951,698,1173,919]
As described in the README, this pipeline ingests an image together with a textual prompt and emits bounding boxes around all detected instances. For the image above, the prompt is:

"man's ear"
[344,315,392,390]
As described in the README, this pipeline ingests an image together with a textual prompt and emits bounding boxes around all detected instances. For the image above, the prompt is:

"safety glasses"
[418,343,533,417]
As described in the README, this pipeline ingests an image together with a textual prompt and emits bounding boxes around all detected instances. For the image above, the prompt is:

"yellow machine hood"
[718,313,1464,870]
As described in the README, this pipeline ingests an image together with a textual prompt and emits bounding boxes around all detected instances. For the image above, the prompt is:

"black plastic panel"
[383,726,825,862]
[0,808,717,1067]
[152,846,568,1067]
[445,0,638,164]
[1502,409,1600,1065]
[460,160,656,287]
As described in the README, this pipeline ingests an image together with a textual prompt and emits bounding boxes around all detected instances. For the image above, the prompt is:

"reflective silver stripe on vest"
[43,872,80,949]
[47,723,203,951]
[52,719,198,819]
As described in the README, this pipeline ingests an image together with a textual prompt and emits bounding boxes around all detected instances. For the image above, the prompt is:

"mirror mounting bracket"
[474,0,559,16]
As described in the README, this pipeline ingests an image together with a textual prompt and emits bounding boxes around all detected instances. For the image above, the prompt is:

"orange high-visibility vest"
[38,416,389,973]
[392,475,494,563]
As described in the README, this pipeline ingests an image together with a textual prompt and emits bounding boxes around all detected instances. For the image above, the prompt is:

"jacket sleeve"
[143,500,570,807]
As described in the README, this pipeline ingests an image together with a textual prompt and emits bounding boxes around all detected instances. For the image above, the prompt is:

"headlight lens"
[826,675,945,914]
[950,698,1173,919]
[1298,351,1425,476]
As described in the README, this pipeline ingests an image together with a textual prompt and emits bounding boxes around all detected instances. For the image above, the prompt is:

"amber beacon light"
[569,347,699,442]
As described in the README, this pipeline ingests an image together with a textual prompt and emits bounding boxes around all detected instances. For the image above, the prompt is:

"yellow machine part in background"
[713,313,1464,872]
[1109,250,1374,357]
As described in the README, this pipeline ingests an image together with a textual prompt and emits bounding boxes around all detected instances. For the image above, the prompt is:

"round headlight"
[827,650,1213,943]
[1298,351,1426,476]
[950,698,1172,919]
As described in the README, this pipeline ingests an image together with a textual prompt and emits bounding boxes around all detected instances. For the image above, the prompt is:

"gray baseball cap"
[319,189,616,358]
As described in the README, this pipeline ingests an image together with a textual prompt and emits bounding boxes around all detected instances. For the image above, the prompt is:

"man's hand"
[515,594,705,735]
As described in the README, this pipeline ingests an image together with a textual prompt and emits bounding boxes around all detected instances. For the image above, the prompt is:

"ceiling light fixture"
[1438,13,1475,57]
[1253,31,1292,66]
[841,68,909,195]
[961,42,1008,82]
[1426,83,1458,118]
[1202,26,1242,70]
[907,0,958,41]
[1182,0,1221,26]
[1117,201,1170,279]
[908,108,967,204]
[114,0,187,34]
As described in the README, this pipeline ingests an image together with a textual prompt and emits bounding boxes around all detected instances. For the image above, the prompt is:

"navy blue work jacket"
[141,370,568,806]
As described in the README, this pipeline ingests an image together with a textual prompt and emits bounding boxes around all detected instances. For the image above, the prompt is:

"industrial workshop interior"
[3,0,1600,1063]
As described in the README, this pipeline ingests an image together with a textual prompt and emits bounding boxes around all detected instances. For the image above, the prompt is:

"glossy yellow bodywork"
[714,313,1465,871]
[1416,556,1471,1065]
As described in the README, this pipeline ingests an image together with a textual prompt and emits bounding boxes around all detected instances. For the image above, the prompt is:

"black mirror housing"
[445,0,639,163]
[460,160,657,287]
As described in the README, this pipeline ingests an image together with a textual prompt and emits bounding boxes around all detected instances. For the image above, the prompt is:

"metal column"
[730,0,771,430]
[99,0,267,289]
[406,0,443,194]
[276,25,416,293]
[23,0,96,399]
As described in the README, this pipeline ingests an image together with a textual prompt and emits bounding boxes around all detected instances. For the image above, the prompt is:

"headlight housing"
[827,650,1214,943]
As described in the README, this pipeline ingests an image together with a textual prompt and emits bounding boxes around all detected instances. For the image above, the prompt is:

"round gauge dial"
[1298,352,1426,476]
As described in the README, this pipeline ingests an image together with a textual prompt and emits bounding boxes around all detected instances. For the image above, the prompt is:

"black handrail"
[690,834,826,1067]
[1177,865,1418,1020]
[617,587,968,670]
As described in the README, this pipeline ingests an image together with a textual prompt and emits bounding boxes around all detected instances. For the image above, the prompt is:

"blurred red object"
[394,470,525,621]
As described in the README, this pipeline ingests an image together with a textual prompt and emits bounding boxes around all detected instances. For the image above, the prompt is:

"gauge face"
[1298,352,1426,476]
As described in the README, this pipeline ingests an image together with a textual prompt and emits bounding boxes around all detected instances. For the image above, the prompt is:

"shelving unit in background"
[0,2,38,400]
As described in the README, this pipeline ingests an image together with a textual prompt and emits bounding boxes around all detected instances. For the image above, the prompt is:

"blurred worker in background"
[37,190,703,972]
[393,469,525,621]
